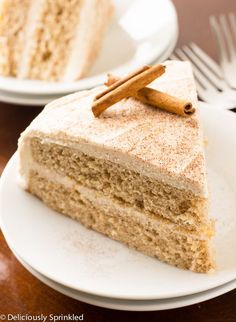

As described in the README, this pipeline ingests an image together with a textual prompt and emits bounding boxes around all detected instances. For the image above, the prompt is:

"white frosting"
[62,0,96,81]
[18,61,208,197]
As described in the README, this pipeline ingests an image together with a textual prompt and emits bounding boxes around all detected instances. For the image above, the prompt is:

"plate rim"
[12,248,236,311]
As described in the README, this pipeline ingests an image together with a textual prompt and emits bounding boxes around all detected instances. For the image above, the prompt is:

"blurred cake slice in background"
[0,0,113,81]
[17,61,215,273]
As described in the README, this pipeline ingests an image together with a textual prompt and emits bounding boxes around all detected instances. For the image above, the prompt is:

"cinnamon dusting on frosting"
[19,61,207,197]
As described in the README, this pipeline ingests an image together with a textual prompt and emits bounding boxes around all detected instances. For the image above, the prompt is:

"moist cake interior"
[30,138,211,235]
[28,171,213,273]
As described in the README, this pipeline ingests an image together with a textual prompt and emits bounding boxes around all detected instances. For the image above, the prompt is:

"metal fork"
[171,42,236,109]
[210,13,236,89]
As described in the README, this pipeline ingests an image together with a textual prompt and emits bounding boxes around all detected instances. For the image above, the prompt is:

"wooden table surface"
[1,0,236,321]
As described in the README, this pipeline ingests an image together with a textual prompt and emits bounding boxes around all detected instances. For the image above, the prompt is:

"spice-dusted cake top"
[19,60,207,196]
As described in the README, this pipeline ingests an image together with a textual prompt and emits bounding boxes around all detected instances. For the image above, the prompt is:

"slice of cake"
[0,0,113,81]
[17,61,215,273]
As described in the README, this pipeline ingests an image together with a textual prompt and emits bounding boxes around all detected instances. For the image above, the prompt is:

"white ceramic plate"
[12,250,236,311]
[1,103,236,300]
[0,27,178,106]
[0,0,178,96]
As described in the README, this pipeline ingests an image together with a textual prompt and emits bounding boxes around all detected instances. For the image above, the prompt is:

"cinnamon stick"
[96,65,151,100]
[135,88,195,116]
[92,64,165,117]
[106,74,195,117]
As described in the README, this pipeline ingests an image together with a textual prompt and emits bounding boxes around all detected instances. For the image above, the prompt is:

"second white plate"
[13,250,236,311]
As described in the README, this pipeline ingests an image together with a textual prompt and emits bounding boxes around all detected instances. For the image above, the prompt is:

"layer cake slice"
[0,0,113,81]
[18,61,215,273]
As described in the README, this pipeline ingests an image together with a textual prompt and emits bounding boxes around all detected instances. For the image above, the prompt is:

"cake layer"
[18,0,84,81]
[27,171,214,273]
[30,137,212,235]
[0,0,31,76]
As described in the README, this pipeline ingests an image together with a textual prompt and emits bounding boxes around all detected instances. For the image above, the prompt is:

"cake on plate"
[17,61,215,273]
[0,0,113,81]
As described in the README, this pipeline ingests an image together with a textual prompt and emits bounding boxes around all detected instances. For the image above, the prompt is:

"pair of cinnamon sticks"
[92,65,195,117]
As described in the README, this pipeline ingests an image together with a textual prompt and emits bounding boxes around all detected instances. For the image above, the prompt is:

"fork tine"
[182,45,225,90]
[174,49,189,62]
[219,14,236,60]
[189,42,222,78]
[169,53,179,60]
[173,50,206,98]
[171,52,205,90]
[174,48,216,91]
[210,15,228,63]
[229,13,236,42]
[194,82,209,101]
[173,49,222,103]
[170,53,204,95]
